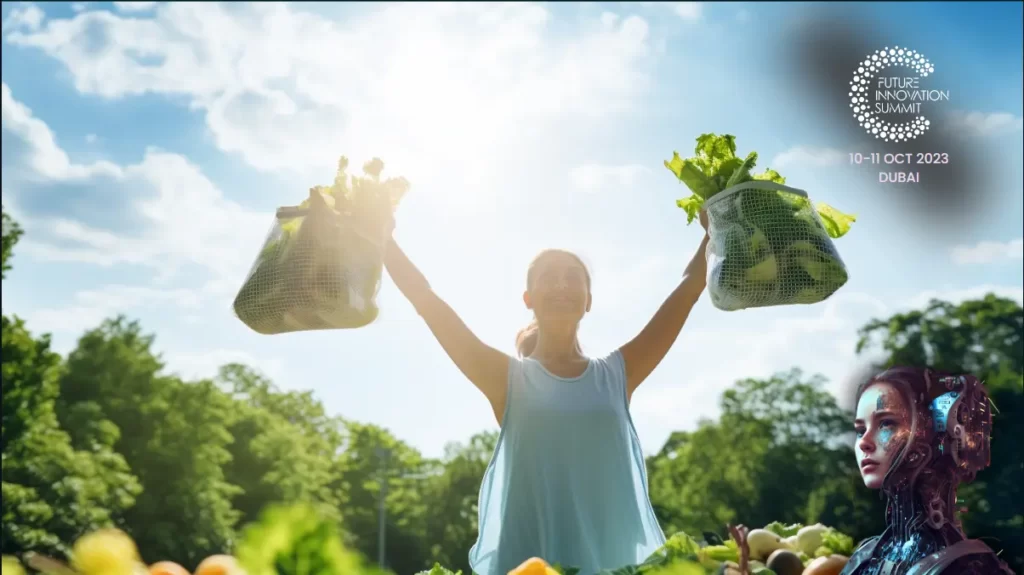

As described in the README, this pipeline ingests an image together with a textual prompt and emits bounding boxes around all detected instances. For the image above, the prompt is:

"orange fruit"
[508,557,556,575]
[149,562,190,575]
[195,555,242,575]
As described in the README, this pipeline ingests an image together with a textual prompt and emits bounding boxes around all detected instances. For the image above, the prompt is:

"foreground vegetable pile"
[418,521,854,575]
[665,134,857,311]
[0,504,374,575]
[1,504,855,575]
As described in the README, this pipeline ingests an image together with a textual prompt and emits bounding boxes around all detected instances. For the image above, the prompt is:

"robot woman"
[843,367,1015,575]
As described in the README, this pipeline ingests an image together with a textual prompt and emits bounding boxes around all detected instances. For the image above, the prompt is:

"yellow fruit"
[72,529,141,575]
[195,555,244,575]
[2,556,26,575]
[508,557,552,575]
[149,562,189,575]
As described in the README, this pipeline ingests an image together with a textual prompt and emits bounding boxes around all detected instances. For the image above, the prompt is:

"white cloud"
[906,284,1023,309]
[771,146,846,169]
[673,2,703,20]
[19,278,280,382]
[634,2,702,20]
[5,3,655,183]
[2,81,283,387]
[2,81,274,389]
[26,284,204,336]
[569,163,650,192]
[112,2,158,12]
[162,348,285,382]
[2,82,270,283]
[950,238,1024,265]
[946,110,1024,137]
[1,82,120,180]
[85,133,97,143]
[71,3,90,13]
[1,3,44,34]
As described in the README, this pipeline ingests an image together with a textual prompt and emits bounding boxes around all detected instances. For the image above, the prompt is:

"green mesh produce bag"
[703,180,849,311]
[665,133,855,312]
[233,191,383,334]
[234,157,408,335]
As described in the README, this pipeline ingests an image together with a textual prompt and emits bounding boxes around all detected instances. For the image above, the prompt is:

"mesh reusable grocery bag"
[233,188,386,334]
[703,180,849,311]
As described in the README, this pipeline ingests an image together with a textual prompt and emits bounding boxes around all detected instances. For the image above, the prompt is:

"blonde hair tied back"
[515,319,540,358]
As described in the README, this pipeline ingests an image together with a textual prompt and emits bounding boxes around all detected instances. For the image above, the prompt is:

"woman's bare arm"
[384,237,510,420]
[619,219,710,400]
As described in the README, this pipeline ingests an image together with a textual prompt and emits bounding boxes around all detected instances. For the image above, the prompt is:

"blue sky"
[2,1,1022,459]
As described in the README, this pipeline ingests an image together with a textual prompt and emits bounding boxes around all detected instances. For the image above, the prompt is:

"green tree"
[2,209,22,280]
[1,213,139,560]
[721,370,883,536]
[423,431,498,573]
[334,422,434,573]
[648,420,769,535]
[804,469,887,541]
[1,316,142,559]
[216,364,345,528]
[647,369,885,541]
[857,294,1023,571]
[58,318,241,568]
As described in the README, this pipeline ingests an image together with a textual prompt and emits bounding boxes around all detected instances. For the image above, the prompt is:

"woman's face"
[854,381,911,489]
[525,253,591,324]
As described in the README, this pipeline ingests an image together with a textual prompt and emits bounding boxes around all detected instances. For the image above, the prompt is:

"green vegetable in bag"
[663,134,855,236]
[664,134,856,310]
[234,156,410,334]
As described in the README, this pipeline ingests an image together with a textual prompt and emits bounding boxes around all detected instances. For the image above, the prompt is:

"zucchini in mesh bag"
[234,157,409,334]
[664,134,856,311]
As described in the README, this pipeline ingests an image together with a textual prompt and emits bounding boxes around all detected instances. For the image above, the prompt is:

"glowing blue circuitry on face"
[931,391,959,433]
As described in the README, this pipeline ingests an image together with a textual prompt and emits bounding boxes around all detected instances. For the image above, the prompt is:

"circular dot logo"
[849,47,934,142]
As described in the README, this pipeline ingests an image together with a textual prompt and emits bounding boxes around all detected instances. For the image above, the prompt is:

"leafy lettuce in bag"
[665,134,856,311]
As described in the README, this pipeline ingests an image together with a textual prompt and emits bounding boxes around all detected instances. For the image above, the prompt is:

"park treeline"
[2,211,1021,574]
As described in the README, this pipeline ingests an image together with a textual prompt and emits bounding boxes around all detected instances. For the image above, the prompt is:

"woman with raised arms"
[383,211,711,574]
